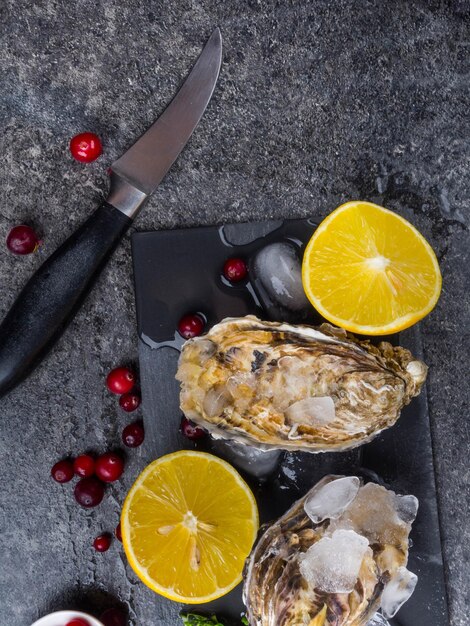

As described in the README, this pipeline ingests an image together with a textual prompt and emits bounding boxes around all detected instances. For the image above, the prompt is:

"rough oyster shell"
[243,476,418,626]
[176,316,427,452]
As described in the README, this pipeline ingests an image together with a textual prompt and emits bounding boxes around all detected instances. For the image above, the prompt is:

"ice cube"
[367,613,391,626]
[394,494,419,523]
[252,242,310,312]
[299,529,369,593]
[304,476,361,524]
[286,396,336,427]
[329,482,417,546]
[381,566,418,618]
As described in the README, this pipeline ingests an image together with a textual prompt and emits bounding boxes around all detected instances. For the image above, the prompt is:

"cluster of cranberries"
[106,365,142,417]
[51,365,144,552]
[6,132,102,255]
[65,607,126,626]
[51,451,125,509]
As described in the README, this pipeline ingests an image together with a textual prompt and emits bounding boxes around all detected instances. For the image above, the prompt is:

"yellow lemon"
[121,450,258,604]
[302,201,441,335]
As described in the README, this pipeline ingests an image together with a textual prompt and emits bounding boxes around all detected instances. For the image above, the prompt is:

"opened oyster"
[243,475,418,626]
[176,316,427,451]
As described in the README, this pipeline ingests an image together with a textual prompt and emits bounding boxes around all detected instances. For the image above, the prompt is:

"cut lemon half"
[302,201,442,335]
[121,450,258,604]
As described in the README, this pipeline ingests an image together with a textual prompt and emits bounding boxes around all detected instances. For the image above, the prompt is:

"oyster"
[243,475,418,626]
[176,316,427,451]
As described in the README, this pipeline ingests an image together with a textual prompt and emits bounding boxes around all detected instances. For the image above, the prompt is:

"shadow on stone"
[37,587,128,623]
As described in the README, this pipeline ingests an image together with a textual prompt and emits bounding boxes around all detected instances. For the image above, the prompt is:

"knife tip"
[210,26,223,47]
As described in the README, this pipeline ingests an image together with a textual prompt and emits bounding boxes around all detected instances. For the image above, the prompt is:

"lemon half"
[121,450,258,604]
[302,201,441,335]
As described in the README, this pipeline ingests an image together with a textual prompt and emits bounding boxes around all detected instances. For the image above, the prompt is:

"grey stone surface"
[0,1,468,625]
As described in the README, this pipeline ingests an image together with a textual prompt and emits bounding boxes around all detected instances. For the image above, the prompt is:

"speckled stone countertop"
[0,1,468,625]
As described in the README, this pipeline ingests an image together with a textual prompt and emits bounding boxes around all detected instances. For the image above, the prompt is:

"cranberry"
[69,132,102,163]
[106,366,135,395]
[95,452,124,483]
[51,459,74,483]
[178,313,205,339]
[119,392,141,412]
[93,533,112,552]
[100,608,127,626]
[73,454,95,478]
[223,257,248,282]
[74,477,105,508]
[122,421,145,448]
[66,619,90,626]
[6,225,41,255]
[181,416,206,440]
[115,522,122,542]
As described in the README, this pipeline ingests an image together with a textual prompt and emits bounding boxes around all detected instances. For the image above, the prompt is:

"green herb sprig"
[181,614,225,626]
[180,612,249,625]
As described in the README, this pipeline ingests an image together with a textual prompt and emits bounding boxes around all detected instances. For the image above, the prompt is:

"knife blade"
[109,27,222,217]
[0,28,222,398]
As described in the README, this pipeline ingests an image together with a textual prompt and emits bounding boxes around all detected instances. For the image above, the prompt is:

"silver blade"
[111,28,222,195]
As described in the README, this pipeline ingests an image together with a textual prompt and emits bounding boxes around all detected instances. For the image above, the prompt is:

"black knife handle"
[0,201,132,397]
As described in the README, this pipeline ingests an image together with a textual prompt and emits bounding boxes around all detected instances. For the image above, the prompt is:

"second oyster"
[243,476,418,626]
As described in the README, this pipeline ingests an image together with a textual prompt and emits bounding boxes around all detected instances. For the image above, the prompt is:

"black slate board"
[131,219,449,626]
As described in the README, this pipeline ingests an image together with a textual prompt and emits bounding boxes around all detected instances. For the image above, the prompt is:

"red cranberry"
[122,421,145,448]
[100,608,127,626]
[119,392,141,412]
[69,132,102,163]
[114,522,122,542]
[95,452,124,483]
[6,225,41,255]
[181,416,206,440]
[51,459,74,483]
[106,367,135,395]
[66,619,90,626]
[178,313,205,339]
[93,533,112,552]
[73,454,95,478]
[74,477,105,508]
[223,257,248,282]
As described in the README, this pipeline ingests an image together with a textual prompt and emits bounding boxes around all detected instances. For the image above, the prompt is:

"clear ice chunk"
[367,613,391,626]
[304,476,361,524]
[252,242,310,311]
[394,494,419,523]
[329,482,416,546]
[285,396,336,427]
[299,529,369,593]
[381,566,418,618]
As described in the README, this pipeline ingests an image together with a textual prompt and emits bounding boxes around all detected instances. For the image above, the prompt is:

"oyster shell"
[243,476,418,626]
[176,316,427,451]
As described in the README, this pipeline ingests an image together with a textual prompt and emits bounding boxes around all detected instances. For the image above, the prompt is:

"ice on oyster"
[304,476,360,523]
[243,476,418,626]
[176,316,427,452]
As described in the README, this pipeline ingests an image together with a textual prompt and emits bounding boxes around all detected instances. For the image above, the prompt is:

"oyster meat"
[243,475,418,626]
[176,316,427,451]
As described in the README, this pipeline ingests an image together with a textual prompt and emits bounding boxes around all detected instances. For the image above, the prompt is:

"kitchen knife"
[0,28,222,398]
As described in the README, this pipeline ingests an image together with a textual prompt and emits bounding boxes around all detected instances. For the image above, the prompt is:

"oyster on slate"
[243,475,418,626]
[176,316,427,451]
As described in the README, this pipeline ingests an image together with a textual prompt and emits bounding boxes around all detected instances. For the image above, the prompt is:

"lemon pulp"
[302,201,441,335]
[121,450,259,603]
